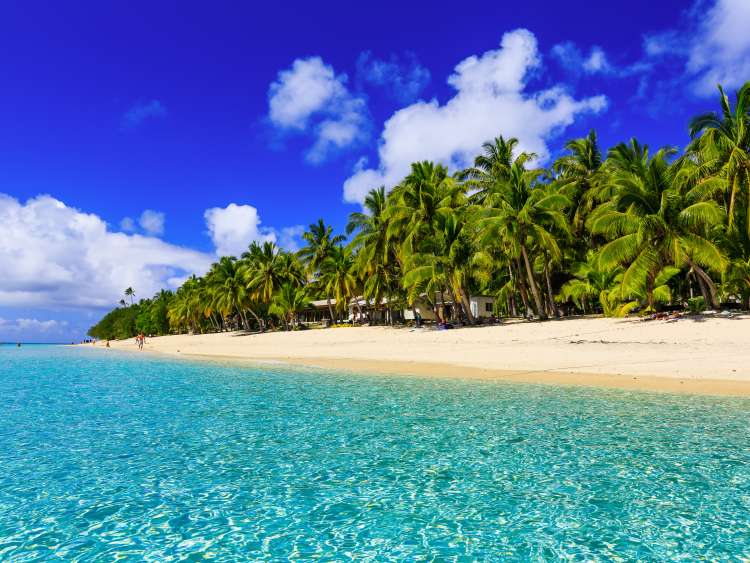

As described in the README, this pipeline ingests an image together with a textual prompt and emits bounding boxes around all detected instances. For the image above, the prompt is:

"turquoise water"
[1,347,749,560]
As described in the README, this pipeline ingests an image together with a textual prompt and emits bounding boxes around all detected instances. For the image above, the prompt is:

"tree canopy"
[89,81,750,339]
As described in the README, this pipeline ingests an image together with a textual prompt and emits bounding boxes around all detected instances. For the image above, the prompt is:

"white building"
[403,294,496,321]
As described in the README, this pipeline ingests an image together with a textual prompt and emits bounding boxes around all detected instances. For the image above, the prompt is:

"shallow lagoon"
[1,345,749,560]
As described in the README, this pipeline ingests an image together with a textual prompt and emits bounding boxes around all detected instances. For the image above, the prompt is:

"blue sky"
[1,0,749,341]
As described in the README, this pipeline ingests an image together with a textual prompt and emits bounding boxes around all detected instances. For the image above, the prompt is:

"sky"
[1,0,749,342]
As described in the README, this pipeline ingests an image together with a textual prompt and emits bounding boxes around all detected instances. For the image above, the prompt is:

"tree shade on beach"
[89,82,750,340]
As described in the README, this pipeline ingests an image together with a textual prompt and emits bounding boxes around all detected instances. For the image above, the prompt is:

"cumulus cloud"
[639,0,750,97]
[204,204,304,255]
[138,209,165,236]
[122,100,167,129]
[685,0,750,95]
[356,51,431,103]
[343,29,607,204]
[0,194,212,309]
[267,57,369,162]
[204,203,278,257]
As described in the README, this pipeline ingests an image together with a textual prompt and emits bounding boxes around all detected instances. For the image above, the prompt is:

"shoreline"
[79,316,750,397]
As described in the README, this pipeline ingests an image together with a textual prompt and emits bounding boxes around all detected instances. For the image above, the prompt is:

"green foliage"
[688,296,706,313]
[88,81,750,334]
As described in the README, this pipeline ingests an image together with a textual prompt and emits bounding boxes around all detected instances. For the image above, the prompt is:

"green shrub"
[687,296,705,313]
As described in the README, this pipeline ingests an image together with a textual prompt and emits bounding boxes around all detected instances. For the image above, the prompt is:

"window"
[485,302,493,313]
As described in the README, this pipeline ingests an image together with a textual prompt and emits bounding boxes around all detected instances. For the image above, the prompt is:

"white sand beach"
[88,315,750,396]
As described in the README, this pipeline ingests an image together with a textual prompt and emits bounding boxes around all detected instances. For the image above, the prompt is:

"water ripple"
[1,346,749,560]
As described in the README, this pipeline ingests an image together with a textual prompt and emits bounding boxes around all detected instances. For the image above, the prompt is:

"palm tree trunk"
[458,286,475,325]
[520,244,546,319]
[326,298,334,324]
[445,287,459,323]
[728,173,739,234]
[690,262,719,309]
[507,265,518,316]
[242,310,250,331]
[247,308,264,332]
[544,266,560,318]
[515,259,531,318]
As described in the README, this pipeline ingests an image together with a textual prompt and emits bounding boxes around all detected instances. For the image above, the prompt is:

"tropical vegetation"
[88,82,750,340]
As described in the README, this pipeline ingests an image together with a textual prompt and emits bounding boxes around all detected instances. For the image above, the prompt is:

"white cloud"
[0,194,213,309]
[552,43,613,74]
[268,57,369,162]
[204,203,277,257]
[120,216,136,232]
[343,29,607,204]
[122,100,166,129]
[277,225,305,252]
[0,318,67,332]
[639,0,750,97]
[551,42,652,78]
[139,209,165,236]
[204,204,306,256]
[686,0,750,95]
[583,47,610,73]
[306,97,368,164]
[642,31,686,58]
[356,51,430,103]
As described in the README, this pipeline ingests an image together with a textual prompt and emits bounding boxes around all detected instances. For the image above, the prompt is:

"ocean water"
[1,346,749,561]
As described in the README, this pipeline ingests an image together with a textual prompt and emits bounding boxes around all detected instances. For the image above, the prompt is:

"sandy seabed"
[84,315,750,396]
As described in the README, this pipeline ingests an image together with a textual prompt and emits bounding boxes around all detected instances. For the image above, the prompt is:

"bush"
[687,296,705,313]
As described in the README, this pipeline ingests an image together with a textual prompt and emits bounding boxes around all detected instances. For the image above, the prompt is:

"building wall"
[470,296,495,318]
[403,300,437,321]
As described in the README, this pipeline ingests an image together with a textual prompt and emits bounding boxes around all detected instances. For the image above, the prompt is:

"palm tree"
[464,136,535,202]
[474,162,570,319]
[298,219,344,320]
[402,208,477,323]
[553,130,604,238]
[589,143,727,309]
[168,276,203,334]
[347,187,402,323]
[386,161,464,256]
[241,241,302,329]
[124,287,135,305]
[207,256,253,330]
[270,283,311,330]
[318,246,357,323]
[243,242,285,304]
[688,82,750,240]
[557,251,622,315]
